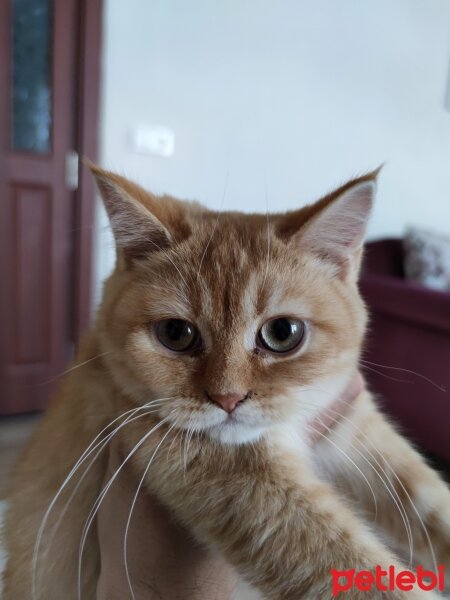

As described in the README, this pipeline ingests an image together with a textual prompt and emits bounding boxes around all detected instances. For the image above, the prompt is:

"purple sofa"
[360,239,450,463]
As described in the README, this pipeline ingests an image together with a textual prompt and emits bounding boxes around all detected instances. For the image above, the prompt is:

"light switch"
[132,125,175,157]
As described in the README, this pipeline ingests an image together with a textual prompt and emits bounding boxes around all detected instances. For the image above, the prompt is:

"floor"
[0,414,41,593]
[0,414,260,599]
[3,415,449,598]
[0,413,40,499]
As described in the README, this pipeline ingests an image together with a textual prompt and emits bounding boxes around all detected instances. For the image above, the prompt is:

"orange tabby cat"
[3,166,450,599]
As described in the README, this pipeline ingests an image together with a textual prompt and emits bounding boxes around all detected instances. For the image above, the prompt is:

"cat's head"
[93,165,376,445]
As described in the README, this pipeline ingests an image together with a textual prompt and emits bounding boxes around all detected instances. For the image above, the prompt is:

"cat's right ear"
[277,169,380,281]
[89,163,173,267]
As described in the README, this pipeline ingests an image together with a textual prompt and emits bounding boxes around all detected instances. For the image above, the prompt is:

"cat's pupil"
[155,319,198,351]
[258,317,305,353]
[167,319,190,341]
[270,319,292,341]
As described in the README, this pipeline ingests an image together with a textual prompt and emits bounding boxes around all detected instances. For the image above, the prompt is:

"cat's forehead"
[190,218,280,316]
[141,220,317,331]
[197,269,312,333]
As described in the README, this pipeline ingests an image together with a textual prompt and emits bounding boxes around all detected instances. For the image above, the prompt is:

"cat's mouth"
[161,397,273,445]
[205,407,270,445]
[224,412,239,424]
[204,406,247,430]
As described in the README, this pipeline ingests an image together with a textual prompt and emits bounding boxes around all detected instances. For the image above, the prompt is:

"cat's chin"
[206,421,268,446]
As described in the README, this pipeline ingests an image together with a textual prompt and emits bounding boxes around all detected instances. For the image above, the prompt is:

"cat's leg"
[315,390,450,578]
[3,335,113,600]
[3,435,103,600]
[3,422,105,600]
[132,426,440,600]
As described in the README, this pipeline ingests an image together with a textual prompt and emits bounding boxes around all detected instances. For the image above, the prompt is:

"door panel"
[0,0,79,414]
[12,0,53,154]
[11,185,52,364]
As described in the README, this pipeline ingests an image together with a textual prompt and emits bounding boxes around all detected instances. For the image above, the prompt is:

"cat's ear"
[285,171,379,279]
[89,163,181,267]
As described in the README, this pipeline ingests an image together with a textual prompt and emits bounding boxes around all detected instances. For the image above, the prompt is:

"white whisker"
[301,384,437,572]
[46,407,167,550]
[261,169,271,290]
[34,351,114,387]
[147,239,192,290]
[186,425,195,469]
[166,425,183,465]
[196,170,228,280]
[316,413,414,567]
[179,428,187,480]
[32,397,173,599]
[77,412,175,599]
[182,419,196,482]
[124,421,178,599]
[327,406,438,572]
[360,363,414,385]
[360,359,446,392]
[306,423,378,517]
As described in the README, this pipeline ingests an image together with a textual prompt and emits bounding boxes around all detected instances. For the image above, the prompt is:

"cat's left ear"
[288,172,379,280]
[87,162,191,269]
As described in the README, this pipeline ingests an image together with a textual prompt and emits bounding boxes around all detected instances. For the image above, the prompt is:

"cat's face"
[94,167,375,445]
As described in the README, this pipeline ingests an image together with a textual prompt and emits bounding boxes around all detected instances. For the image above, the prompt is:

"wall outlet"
[132,125,175,157]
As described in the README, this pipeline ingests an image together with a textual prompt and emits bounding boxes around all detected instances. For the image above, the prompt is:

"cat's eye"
[257,317,306,353]
[155,319,199,352]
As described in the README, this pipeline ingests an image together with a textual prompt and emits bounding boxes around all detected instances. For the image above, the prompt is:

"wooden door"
[0,0,102,414]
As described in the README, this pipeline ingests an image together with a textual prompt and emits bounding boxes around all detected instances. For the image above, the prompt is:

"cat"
[3,165,450,599]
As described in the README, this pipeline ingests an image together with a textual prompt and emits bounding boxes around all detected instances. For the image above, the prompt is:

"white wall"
[95,0,450,304]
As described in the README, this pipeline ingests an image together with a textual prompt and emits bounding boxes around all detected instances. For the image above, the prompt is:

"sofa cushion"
[403,226,450,292]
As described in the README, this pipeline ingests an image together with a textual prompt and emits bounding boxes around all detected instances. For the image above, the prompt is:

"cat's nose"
[208,392,248,413]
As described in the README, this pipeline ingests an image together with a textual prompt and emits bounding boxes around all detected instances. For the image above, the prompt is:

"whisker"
[124,421,178,599]
[299,384,438,572]
[179,428,187,479]
[166,425,183,465]
[261,168,271,291]
[33,403,145,599]
[315,412,414,567]
[185,425,195,471]
[77,412,175,599]
[33,351,114,387]
[180,424,197,494]
[46,407,167,550]
[326,406,438,573]
[360,363,414,385]
[147,239,192,290]
[32,398,173,599]
[196,170,228,280]
[183,423,193,482]
[306,423,379,517]
[301,389,413,563]
[360,359,446,392]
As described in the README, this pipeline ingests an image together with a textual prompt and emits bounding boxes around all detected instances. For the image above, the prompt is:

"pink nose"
[209,392,248,413]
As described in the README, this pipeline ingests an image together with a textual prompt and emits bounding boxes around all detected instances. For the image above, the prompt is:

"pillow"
[403,226,450,291]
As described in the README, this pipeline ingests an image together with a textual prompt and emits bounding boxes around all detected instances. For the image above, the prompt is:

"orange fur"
[3,167,449,599]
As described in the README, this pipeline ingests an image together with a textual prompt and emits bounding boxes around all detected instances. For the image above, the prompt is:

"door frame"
[74,0,103,342]
[0,0,102,414]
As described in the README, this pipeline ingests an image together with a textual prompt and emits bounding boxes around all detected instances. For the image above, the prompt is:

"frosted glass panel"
[12,0,53,153]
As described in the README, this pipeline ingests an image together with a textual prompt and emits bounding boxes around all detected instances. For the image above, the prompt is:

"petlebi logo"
[331,565,446,596]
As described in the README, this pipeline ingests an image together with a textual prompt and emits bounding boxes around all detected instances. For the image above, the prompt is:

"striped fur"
[3,168,449,599]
